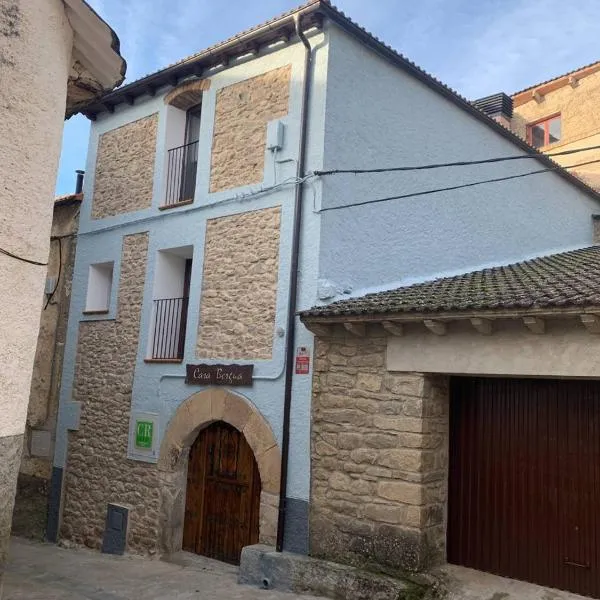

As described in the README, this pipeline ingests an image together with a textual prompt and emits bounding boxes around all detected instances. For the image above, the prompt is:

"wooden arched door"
[183,421,261,564]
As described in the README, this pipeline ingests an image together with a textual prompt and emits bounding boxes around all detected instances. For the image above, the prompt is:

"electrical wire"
[44,237,62,310]
[0,246,48,266]
[317,158,600,213]
[314,143,600,176]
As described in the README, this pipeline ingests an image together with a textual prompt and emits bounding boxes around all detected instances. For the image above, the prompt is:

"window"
[164,104,201,207]
[84,262,114,313]
[147,247,193,361]
[527,114,561,148]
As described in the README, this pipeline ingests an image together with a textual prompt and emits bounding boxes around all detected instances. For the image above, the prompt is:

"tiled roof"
[300,246,600,319]
[85,2,600,201]
[512,59,600,97]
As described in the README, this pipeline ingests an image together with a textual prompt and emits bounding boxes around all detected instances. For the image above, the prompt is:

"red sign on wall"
[295,346,310,375]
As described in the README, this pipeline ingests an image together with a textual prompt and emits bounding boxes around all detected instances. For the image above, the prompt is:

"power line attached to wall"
[316,158,600,213]
[314,143,600,176]
[0,246,48,266]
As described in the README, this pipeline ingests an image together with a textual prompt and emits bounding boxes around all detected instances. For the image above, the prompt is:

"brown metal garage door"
[448,377,600,598]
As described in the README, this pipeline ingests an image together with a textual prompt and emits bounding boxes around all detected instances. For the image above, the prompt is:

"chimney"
[75,169,85,194]
[472,93,513,129]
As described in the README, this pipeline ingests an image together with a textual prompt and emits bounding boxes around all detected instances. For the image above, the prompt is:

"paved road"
[3,538,321,600]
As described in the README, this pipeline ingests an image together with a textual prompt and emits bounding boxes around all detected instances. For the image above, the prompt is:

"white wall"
[319,25,600,299]
[387,318,600,378]
[85,262,114,311]
[152,250,187,299]
[0,0,73,439]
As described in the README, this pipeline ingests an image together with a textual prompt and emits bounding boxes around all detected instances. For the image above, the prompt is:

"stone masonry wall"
[209,66,291,193]
[196,207,281,360]
[61,233,161,554]
[92,114,158,219]
[310,325,449,573]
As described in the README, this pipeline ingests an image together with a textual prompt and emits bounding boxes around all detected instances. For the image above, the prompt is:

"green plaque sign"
[135,420,153,449]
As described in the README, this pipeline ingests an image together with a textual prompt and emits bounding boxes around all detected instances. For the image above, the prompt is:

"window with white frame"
[84,262,114,313]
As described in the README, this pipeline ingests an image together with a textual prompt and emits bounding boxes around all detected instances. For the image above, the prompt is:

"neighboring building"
[49,0,600,588]
[474,61,600,190]
[300,243,600,599]
[0,0,125,588]
[11,187,82,541]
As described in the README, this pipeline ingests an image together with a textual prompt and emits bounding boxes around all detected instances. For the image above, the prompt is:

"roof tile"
[301,246,600,318]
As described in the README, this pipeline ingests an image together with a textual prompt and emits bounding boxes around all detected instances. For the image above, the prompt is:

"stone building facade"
[92,115,159,218]
[310,326,448,573]
[511,63,600,190]
[475,62,600,191]
[48,2,600,590]
[11,194,82,541]
[300,245,600,598]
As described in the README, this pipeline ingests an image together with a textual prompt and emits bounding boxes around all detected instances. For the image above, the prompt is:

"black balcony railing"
[165,141,198,206]
[151,297,189,360]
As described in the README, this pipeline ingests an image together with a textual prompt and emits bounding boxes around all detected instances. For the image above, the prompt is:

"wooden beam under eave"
[382,321,403,336]
[344,322,366,337]
[581,314,600,333]
[424,319,446,336]
[470,317,492,335]
[306,323,331,338]
[523,316,545,334]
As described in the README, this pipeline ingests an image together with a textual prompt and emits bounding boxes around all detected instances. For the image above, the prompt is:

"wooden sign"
[186,363,254,386]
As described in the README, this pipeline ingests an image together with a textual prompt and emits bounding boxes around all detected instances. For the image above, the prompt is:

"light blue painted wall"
[55,20,600,518]
[54,32,329,505]
[319,25,600,299]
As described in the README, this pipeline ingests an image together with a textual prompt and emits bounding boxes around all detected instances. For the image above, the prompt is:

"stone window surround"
[157,387,281,553]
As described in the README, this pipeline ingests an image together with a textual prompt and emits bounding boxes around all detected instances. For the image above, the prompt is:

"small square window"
[84,262,114,313]
[527,115,561,148]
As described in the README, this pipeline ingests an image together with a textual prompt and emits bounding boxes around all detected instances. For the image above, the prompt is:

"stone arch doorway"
[183,421,261,564]
[157,388,280,556]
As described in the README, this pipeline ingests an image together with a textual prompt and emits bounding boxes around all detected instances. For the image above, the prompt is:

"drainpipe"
[276,14,313,553]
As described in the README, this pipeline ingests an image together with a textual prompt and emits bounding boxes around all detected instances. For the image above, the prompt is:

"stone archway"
[157,388,280,554]
[164,78,211,110]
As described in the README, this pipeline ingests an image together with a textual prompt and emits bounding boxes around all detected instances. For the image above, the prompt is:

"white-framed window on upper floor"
[146,246,193,362]
[162,101,202,209]
[527,114,561,148]
[84,261,114,314]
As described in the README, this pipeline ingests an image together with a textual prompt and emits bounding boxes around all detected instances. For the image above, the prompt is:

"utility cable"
[0,246,48,266]
[317,158,600,213]
[314,143,600,176]
[44,237,62,310]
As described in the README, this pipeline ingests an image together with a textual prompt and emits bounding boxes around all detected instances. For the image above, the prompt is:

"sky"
[56,0,600,195]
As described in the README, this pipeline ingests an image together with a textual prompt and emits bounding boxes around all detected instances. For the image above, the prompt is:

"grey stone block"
[239,544,425,600]
[283,497,309,555]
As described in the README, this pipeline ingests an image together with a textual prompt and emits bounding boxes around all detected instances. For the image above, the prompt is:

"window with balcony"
[527,114,561,148]
[147,247,193,361]
[84,262,114,314]
[164,104,201,207]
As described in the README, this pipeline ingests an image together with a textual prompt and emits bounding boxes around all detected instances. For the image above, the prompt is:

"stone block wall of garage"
[310,324,449,573]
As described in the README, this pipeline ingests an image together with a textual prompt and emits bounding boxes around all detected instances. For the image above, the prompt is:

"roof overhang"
[81,0,324,119]
[301,306,600,337]
[513,61,600,108]
[64,0,126,118]
[78,0,599,202]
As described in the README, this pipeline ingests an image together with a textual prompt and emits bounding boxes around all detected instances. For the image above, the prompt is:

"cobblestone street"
[3,538,321,600]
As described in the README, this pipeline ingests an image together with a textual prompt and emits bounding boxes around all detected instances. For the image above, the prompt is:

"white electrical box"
[45,277,57,295]
[267,120,285,152]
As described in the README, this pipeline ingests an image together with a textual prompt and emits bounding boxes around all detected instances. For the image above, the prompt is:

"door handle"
[564,559,590,569]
